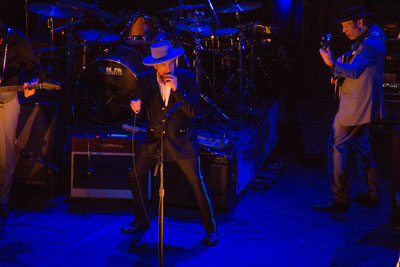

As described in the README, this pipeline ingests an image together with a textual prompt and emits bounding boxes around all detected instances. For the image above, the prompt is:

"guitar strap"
[0,28,10,83]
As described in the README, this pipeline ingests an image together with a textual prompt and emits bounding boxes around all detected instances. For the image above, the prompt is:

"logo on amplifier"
[100,143,125,149]
[98,67,123,76]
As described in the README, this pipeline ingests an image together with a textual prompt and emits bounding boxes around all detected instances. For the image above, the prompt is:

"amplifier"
[70,135,236,211]
[151,150,236,212]
[70,135,137,199]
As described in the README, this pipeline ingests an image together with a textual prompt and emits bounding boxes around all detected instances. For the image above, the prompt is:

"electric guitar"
[0,81,61,94]
[320,33,344,99]
[122,124,147,133]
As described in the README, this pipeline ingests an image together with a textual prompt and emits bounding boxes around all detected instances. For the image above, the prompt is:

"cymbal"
[174,17,212,32]
[59,0,116,20]
[157,4,205,14]
[28,3,84,18]
[175,23,211,33]
[215,2,263,13]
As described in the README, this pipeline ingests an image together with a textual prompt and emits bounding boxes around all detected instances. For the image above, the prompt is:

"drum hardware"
[120,9,141,38]
[199,93,237,140]
[220,31,254,111]
[53,18,84,32]
[204,0,221,102]
[164,18,190,67]
[255,56,272,89]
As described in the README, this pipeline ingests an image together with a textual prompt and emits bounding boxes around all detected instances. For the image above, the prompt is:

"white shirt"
[156,72,171,107]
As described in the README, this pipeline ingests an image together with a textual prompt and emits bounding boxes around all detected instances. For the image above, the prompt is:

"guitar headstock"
[320,33,332,51]
[41,80,62,91]
[122,124,146,133]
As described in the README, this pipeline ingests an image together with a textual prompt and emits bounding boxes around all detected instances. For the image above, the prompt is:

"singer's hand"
[130,99,141,113]
[162,74,178,91]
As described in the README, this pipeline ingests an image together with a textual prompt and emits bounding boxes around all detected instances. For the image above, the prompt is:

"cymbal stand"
[176,16,205,86]
[66,18,75,79]
[166,18,190,67]
[221,32,254,111]
[47,17,56,80]
[206,0,220,102]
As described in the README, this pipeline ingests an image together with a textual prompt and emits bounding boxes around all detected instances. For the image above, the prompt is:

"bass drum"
[77,46,147,123]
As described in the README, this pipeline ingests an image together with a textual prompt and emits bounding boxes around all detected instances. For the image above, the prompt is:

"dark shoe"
[351,192,379,206]
[0,204,9,218]
[203,231,218,246]
[121,221,149,234]
[313,199,349,212]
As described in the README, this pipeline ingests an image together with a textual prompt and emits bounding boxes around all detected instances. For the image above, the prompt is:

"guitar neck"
[0,82,60,94]
[0,84,43,94]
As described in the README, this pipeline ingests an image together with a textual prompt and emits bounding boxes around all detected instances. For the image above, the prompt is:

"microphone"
[164,102,182,119]
[199,93,230,121]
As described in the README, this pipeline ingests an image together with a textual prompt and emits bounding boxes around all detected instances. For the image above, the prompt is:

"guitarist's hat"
[334,6,375,23]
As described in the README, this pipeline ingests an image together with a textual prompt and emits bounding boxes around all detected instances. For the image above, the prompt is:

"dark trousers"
[128,150,217,234]
[328,121,379,203]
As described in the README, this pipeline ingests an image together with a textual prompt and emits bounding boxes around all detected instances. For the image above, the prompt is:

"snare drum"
[200,27,239,52]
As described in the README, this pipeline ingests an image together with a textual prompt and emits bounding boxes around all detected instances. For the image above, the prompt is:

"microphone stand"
[199,93,237,139]
[158,101,182,267]
[20,149,60,206]
[158,119,165,267]
[20,149,60,172]
[205,0,220,102]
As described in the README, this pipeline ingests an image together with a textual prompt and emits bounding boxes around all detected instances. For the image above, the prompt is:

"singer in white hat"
[123,40,218,246]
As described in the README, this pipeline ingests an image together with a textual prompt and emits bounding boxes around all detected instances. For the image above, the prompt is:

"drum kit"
[27,0,274,123]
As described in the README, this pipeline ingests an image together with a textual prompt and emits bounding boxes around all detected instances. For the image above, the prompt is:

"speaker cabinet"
[391,126,400,228]
[14,100,58,184]
[70,136,236,211]
[70,136,137,199]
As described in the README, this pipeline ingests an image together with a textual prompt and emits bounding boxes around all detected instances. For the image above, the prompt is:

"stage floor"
[1,138,397,266]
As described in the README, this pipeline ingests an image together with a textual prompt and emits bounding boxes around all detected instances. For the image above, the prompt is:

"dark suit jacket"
[132,67,200,160]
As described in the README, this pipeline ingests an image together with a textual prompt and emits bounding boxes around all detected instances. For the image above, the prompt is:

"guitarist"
[0,19,43,217]
[314,6,386,212]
